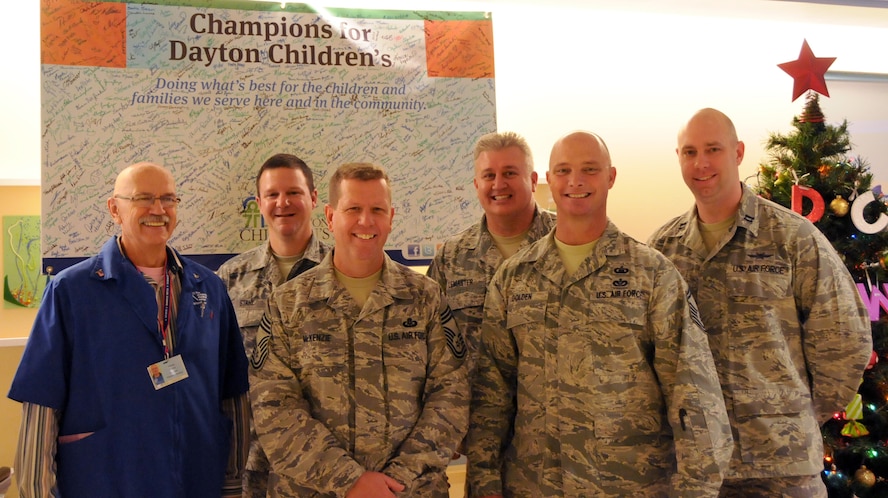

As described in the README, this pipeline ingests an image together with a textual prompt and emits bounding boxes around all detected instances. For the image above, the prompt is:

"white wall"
[4,0,888,240]
[1,3,40,186]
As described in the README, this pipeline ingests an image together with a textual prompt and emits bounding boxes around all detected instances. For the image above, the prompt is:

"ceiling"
[774,0,888,7]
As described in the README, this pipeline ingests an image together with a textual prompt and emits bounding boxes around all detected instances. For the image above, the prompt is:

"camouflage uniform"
[647,184,872,480]
[466,222,733,497]
[427,206,556,374]
[216,234,330,498]
[250,252,469,497]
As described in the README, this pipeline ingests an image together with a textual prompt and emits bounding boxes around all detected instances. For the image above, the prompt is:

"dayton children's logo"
[239,196,268,242]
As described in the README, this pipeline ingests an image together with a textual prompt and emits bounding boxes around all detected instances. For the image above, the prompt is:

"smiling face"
[108,162,178,266]
[257,166,317,254]
[677,109,745,222]
[546,132,615,221]
[473,146,538,225]
[325,177,394,277]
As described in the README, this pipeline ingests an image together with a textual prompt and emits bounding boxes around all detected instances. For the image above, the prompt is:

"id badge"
[147,354,189,390]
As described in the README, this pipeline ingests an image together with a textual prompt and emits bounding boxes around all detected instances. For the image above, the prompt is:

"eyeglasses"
[114,194,181,208]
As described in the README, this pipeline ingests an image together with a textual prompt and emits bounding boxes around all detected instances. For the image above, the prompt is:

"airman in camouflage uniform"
[428,131,555,377]
[217,153,330,497]
[427,208,554,374]
[648,109,871,497]
[218,235,329,496]
[250,163,469,497]
[218,234,329,360]
[466,132,732,497]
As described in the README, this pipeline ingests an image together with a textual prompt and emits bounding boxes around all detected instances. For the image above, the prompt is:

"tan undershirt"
[491,228,531,259]
[555,238,598,276]
[334,268,382,308]
[699,217,735,253]
[272,250,304,284]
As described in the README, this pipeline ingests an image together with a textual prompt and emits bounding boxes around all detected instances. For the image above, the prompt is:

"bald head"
[549,131,611,171]
[113,162,175,196]
[680,108,738,145]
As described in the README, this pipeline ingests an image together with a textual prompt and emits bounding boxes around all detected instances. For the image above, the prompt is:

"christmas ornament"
[775,173,788,187]
[830,196,850,217]
[851,190,888,234]
[856,275,888,321]
[855,466,876,488]
[867,350,879,370]
[841,393,869,437]
[819,164,831,177]
[823,465,848,491]
[880,250,888,271]
[800,91,826,124]
[778,39,836,102]
[791,185,825,223]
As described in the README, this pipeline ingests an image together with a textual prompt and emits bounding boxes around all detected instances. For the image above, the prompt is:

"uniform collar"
[474,204,548,246]
[528,219,625,284]
[673,183,761,240]
[734,183,761,237]
[307,252,416,304]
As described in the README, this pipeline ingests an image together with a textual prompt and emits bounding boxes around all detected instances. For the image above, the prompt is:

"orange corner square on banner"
[41,0,127,68]
[425,20,495,79]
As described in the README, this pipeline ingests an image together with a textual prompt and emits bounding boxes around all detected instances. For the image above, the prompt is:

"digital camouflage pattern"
[466,222,733,497]
[216,235,330,497]
[648,184,872,480]
[427,207,556,375]
[250,252,469,497]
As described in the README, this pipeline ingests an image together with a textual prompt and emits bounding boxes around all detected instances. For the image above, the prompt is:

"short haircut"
[255,153,314,195]
[328,162,391,207]
[473,131,533,169]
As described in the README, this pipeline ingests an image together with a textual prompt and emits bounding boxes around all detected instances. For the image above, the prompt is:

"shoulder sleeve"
[648,260,731,495]
[465,272,516,497]
[8,278,71,410]
[795,224,872,422]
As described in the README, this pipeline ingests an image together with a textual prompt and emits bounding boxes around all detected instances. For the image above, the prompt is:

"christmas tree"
[755,91,888,497]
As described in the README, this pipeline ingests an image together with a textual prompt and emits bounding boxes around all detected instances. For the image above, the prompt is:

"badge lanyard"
[147,262,190,390]
[158,266,172,360]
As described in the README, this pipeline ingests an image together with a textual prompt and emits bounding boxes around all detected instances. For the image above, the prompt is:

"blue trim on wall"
[44,249,429,274]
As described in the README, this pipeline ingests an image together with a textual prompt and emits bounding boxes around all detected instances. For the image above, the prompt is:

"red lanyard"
[157,267,172,359]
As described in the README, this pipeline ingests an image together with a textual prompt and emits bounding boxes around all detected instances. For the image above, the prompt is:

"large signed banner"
[41,0,496,271]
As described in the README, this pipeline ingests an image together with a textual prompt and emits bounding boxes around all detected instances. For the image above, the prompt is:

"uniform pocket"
[57,428,112,495]
[236,305,265,329]
[726,264,791,300]
[732,389,815,464]
[505,292,547,329]
[298,336,350,412]
[445,283,485,312]
[590,413,671,491]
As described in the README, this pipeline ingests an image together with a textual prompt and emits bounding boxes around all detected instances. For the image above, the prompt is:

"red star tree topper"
[778,39,836,102]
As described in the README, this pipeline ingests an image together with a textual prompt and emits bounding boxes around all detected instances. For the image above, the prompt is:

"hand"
[345,471,405,498]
